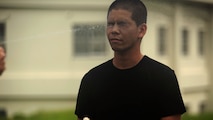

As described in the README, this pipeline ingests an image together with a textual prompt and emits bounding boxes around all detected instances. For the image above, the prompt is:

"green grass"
[182,113,213,120]
[9,110,213,120]
[11,109,77,120]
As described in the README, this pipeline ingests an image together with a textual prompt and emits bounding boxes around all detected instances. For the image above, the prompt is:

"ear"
[138,23,147,39]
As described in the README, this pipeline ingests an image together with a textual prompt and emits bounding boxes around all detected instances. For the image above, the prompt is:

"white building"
[0,0,212,117]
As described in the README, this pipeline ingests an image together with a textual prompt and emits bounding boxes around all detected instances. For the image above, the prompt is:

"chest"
[92,71,156,108]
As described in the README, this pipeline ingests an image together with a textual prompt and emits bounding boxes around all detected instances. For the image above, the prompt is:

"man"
[0,46,6,119]
[75,0,186,120]
[0,46,5,75]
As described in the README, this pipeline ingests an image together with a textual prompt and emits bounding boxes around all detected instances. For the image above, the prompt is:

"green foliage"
[0,116,7,120]
[11,109,77,120]
[9,110,213,120]
[182,113,213,120]
[12,113,27,120]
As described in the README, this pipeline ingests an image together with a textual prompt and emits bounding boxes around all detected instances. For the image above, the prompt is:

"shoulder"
[143,56,174,73]
[79,60,113,88]
[90,59,112,72]
[142,56,176,82]
[83,59,113,78]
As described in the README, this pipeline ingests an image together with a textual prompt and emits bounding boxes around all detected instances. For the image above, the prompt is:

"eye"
[117,21,128,27]
[118,21,126,25]
[107,22,114,27]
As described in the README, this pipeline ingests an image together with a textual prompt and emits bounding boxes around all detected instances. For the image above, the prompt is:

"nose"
[0,47,6,59]
[111,24,120,34]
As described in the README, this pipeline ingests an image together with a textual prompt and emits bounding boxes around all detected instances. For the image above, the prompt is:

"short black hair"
[107,0,147,26]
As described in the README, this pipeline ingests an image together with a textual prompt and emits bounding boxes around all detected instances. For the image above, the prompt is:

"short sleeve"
[156,70,186,117]
[75,74,94,119]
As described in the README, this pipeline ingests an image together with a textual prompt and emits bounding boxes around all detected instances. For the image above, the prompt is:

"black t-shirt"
[75,56,186,120]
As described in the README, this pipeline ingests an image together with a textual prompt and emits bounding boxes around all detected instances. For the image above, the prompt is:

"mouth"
[109,38,122,43]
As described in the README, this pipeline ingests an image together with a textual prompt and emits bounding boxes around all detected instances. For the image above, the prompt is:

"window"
[158,27,167,55]
[198,30,205,56]
[182,29,189,55]
[199,102,206,113]
[0,23,5,49]
[73,24,106,56]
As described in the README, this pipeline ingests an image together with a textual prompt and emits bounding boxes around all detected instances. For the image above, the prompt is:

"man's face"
[0,47,5,75]
[107,9,143,52]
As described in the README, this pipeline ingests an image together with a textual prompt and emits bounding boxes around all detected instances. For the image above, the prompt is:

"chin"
[111,47,127,53]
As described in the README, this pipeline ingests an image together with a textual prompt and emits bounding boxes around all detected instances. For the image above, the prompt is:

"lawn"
[7,110,213,120]
[182,113,213,120]
[10,109,77,120]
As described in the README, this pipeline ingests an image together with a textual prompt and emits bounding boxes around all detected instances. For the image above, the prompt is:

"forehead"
[107,9,132,21]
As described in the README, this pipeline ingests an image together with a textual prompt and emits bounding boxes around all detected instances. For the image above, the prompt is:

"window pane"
[182,29,189,55]
[73,24,106,56]
[158,27,167,55]
[198,30,204,56]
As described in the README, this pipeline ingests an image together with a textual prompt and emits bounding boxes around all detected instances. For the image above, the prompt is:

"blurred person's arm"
[0,47,6,75]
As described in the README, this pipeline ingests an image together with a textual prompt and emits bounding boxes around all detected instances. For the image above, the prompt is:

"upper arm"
[157,70,186,117]
[161,114,181,120]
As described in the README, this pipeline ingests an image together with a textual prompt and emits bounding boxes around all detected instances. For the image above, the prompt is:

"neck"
[113,51,144,69]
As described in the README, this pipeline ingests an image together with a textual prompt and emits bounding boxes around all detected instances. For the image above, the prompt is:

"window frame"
[182,28,189,56]
[72,23,107,57]
[198,30,205,56]
[157,26,167,56]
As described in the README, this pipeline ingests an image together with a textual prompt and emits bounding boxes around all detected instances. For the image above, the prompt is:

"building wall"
[145,1,212,114]
[0,1,113,116]
[175,3,211,114]
[0,8,110,97]
[0,0,212,116]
